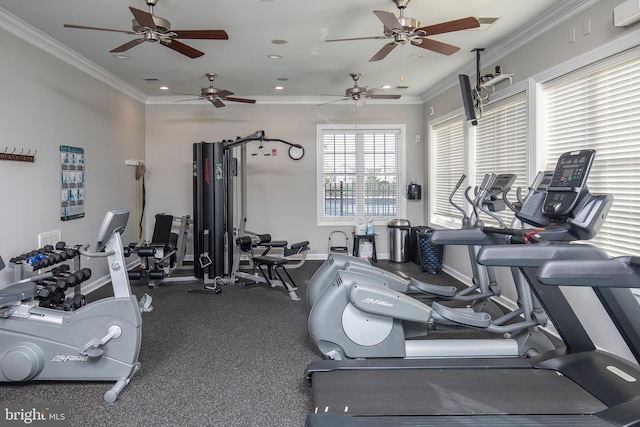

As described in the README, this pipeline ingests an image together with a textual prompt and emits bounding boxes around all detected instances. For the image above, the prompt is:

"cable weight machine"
[190,130,303,294]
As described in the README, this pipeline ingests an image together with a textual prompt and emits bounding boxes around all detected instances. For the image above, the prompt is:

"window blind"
[475,92,528,227]
[544,50,640,256]
[432,115,465,222]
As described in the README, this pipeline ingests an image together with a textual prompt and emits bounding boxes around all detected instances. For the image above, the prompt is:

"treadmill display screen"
[550,151,593,189]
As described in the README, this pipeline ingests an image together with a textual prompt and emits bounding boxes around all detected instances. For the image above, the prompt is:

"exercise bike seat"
[0,282,38,306]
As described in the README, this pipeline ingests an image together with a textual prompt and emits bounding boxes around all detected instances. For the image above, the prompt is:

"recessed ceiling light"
[113,54,130,59]
[271,39,287,45]
[382,85,392,89]
[274,86,284,90]
[267,54,282,59]
[159,86,169,90]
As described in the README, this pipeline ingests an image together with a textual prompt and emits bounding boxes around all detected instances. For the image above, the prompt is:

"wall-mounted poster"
[60,145,85,221]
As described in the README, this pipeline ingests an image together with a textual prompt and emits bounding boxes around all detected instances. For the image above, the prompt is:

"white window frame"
[316,124,406,227]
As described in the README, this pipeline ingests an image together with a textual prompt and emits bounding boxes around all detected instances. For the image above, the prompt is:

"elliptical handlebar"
[78,243,114,258]
[449,174,469,227]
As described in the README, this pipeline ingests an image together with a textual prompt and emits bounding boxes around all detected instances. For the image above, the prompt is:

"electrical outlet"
[38,230,61,248]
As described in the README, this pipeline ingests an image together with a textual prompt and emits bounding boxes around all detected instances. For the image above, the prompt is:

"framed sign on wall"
[60,145,85,221]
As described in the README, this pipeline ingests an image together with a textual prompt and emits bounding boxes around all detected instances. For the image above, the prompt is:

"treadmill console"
[544,150,595,219]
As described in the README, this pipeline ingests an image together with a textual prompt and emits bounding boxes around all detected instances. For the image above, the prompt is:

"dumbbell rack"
[9,244,83,305]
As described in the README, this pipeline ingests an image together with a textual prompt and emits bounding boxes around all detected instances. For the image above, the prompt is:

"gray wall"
[144,101,424,259]
[0,28,145,283]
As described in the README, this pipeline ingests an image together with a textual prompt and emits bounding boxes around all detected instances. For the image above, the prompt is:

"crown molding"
[0,7,147,103]
[421,0,601,102]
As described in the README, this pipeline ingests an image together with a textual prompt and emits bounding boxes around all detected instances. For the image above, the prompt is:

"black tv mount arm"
[472,47,485,91]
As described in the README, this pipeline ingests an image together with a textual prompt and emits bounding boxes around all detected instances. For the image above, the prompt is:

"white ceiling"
[0,0,569,103]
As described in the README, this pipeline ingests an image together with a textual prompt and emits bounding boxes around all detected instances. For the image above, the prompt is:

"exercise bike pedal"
[138,294,153,313]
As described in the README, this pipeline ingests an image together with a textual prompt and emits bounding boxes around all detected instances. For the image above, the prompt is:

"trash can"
[417,228,444,274]
[388,219,411,263]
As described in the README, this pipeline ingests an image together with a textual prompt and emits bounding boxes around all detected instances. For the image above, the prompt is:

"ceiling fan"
[173,73,256,108]
[326,0,480,62]
[63,0,228,58]
[319,73,401,106]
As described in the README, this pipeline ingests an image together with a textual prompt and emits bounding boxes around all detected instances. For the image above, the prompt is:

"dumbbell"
[50,266,92,289]
[55,242,79,259]
[61,294,85,311]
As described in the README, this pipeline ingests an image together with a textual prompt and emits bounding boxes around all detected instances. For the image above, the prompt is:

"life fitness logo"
[204,158,210,185]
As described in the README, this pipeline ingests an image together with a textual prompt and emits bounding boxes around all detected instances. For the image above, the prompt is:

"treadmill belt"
[306,413,617,427]
[311,368,607,416]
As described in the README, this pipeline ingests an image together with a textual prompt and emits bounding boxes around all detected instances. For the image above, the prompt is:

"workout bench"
[234,234,309,301]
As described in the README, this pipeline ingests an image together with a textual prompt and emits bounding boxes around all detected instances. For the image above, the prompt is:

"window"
[543,49,640,257]
[475,92,528,227]
[429,115,466,227]
[317,125,405,225]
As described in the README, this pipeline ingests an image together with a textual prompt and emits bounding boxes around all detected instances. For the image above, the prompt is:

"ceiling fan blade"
[161,39,205,58]
[411,37,460,55]
[224,96,256,104]
[326,35,387,42]
[63,24,136,35]
[368,94,401,99]
[215,89,234,98]
[172,30,229,40]
[129,7,156,30]
[417,17,480,36]
[211,98,226,108]
[110,38,145,53]
[317,97,351,106]
[369,42,397,62]
[373,10,404,32]
[172,98,202,103]
[172,92,201,97]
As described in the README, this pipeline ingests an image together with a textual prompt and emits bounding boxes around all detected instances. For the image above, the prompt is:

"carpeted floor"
[0,258,533,426]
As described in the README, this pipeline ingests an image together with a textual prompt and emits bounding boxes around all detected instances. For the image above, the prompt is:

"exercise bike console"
[544,149,595,219]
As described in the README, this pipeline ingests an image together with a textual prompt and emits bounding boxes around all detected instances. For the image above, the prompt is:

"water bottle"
[366,219,374,234]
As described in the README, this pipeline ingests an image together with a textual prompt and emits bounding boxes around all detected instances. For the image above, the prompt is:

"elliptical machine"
[0,209,153,402]
[308,150,612,360]
[306,173,518,314]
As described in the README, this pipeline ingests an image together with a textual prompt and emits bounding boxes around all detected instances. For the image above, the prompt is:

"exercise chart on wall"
[60,145,85,221]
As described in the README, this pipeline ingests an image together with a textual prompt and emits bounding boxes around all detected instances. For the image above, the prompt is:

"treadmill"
[304,150,640,426]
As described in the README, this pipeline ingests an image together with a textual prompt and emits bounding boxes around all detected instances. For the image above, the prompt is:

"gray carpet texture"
[0,258,526,426]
